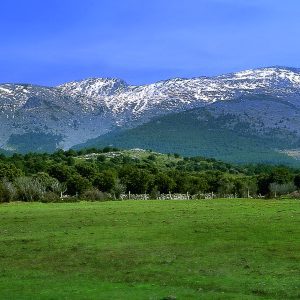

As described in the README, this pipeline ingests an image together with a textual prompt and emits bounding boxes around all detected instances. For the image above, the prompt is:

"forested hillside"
[76,108,300,166]
[1,147,299,202]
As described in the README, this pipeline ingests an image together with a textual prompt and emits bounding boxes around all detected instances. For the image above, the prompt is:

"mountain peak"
[59,77,127,86]
[58,77,128,100]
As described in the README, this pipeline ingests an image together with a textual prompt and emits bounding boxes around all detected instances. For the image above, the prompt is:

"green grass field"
[0,199,299,299]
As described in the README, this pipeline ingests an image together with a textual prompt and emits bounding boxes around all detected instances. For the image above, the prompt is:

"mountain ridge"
[1,66,300,163]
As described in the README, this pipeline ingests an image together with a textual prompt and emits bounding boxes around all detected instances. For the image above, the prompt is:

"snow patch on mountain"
[58,67,300,116]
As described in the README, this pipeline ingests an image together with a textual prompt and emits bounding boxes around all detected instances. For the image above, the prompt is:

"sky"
[1,0,300,86]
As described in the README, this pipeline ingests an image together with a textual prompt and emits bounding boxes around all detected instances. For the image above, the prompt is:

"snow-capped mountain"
[58,67,300,116]
[1,66,300,153]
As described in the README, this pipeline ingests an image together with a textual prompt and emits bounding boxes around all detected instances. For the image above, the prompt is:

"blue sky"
[1,0,300,86]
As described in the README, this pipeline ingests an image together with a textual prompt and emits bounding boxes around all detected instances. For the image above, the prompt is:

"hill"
[75,101,300,166]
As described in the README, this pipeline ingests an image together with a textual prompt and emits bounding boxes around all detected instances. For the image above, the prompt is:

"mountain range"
[1,66,300,165]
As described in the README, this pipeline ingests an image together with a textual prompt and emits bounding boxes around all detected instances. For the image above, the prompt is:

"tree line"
[0,147,300,202]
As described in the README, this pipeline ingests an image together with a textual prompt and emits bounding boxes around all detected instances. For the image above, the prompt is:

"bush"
[111,181,126,199]
[41,192,60,203]
[81,188,110,201]
[0,179,17,202]
[14,177,45,202]
[149,186,160,199]
[269,182,296,197]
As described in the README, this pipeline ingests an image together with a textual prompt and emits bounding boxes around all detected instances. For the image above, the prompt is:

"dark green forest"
[1,147,300,202]
[76,108,300,166]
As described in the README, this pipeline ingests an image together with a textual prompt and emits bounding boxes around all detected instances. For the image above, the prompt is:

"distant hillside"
[75,103,300,166]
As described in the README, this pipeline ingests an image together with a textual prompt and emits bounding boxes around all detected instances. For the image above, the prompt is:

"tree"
[66,174,92,195]
[48,164,74,182]
[97,155,106,163]
[294,174,300,189]
[0,162,23,181]
[257,174,272,196]
[93,170,116,192]
[217,177,235,196]
[204,171,223,193]
[232,177,257,198]
[119,166,153,193]
[147,154,156,161]
[185,175,209,194]
[270,168,293,184]
[75,162,98,181]
[154,173,176,194]
[65,149,77,157]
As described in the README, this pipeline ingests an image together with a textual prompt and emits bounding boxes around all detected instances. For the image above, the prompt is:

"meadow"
[0,199,299,299]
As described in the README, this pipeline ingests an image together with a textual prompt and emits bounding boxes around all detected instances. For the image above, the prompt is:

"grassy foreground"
[0,199,299,299]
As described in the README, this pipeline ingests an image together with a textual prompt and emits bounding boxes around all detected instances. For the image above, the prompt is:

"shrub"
[149,186,160,199]
[0,179,17,202]
[111,181,126,199]
[14,177,45,202]
[81,188,110,201]
[269,182,296,197]
[41,192,60,203]
[287,190,300,199]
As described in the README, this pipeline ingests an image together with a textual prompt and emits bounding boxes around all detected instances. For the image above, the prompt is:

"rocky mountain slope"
[1,67,300,157]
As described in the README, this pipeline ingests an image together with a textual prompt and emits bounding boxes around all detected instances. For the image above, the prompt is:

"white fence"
[119,192,222,200]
